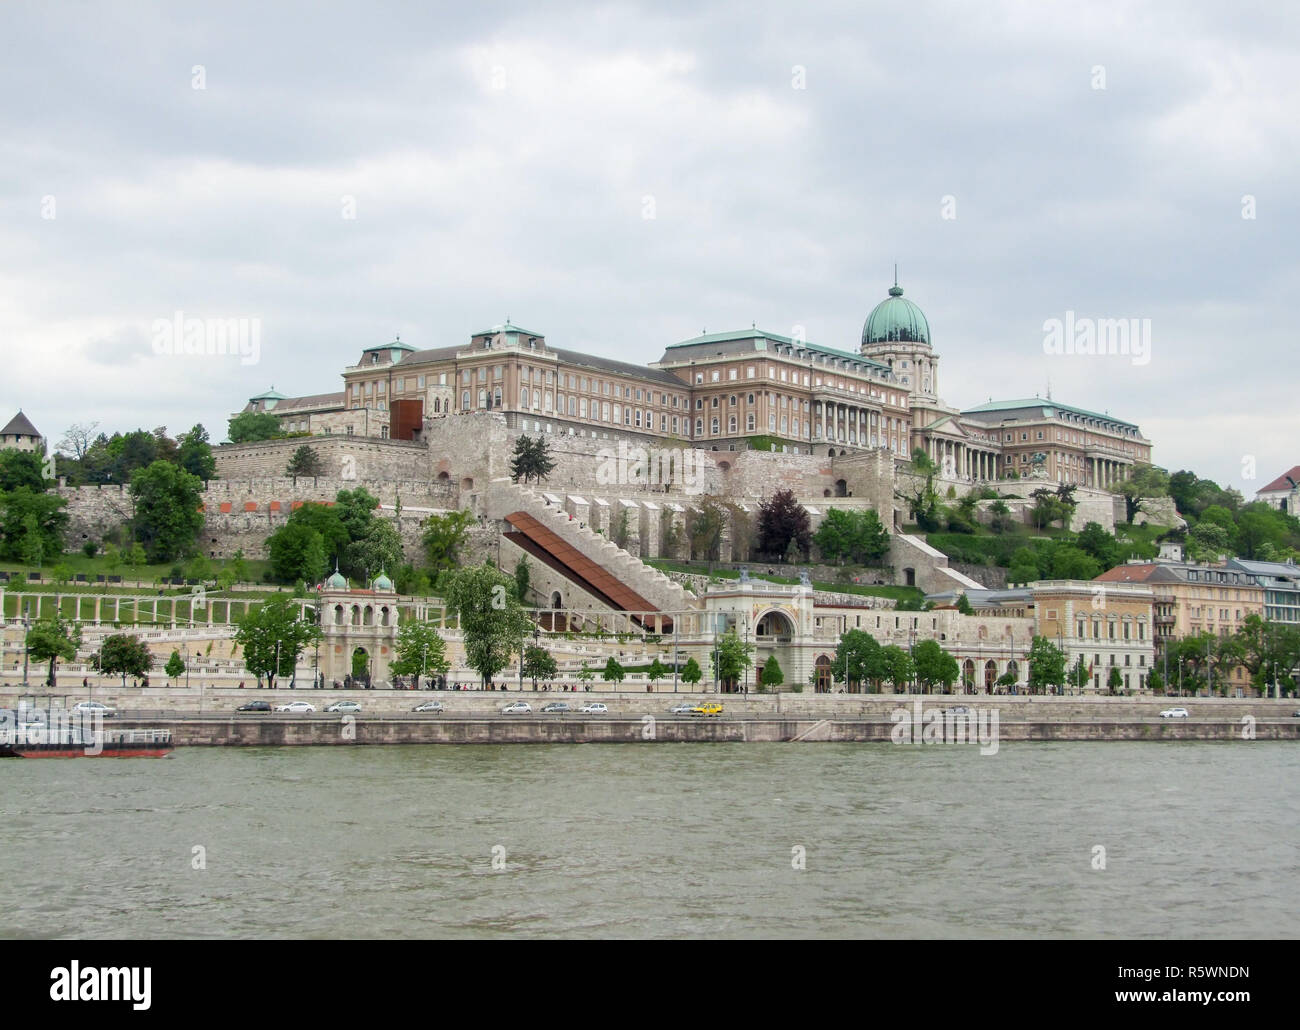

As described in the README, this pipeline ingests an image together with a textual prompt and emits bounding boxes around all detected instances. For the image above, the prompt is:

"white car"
[668,702,695,714]
[275,701,316,713]
[501,701,532,714]
[325,701,361,714]
[580,703,608,714]
[1159,707,1190,718]
[413,700,444,713]
[71,701,116,718]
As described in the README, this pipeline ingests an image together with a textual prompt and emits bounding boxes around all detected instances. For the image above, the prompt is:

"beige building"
[1032,579,1156,692]
[0,411,42,453]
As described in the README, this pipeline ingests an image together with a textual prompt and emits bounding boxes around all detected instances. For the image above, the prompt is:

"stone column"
[639,501,661,559]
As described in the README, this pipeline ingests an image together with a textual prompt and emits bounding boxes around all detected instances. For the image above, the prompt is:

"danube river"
[3,742,1297,938]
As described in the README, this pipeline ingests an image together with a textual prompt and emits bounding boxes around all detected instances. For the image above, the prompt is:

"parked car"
[579,702,608,714]
[275,701,316,713]
[541,702,571,713]
[325,701,362,714]
[691,702,723,717]
[501,701,532,714]
[236,701,272,712]
[413,700,445,713]
[1159,707,1190,718]
[668,702,695,714]
[71,701,116,718]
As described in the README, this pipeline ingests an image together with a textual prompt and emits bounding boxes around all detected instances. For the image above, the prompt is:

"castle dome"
[326,569,347,589]
[372,570,394,592]
[862,283,931,346]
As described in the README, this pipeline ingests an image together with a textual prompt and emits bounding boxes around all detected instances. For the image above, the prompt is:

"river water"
[2,742,1296,938]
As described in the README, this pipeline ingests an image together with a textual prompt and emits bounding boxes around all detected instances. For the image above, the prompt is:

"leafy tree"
[1233,614,1300,695]
[1029,488,1069,531]
[509,434,556,485]
[1026,635,1067,695]
[390,620,450,680]
[0,488,68,562]
[577,662,594,687]
[756,488,811,562]
[1107,665,1123,693]
[988,499,1012,534]
[165,650,186,684]
[881,644,915,692]
[228,411,284,444]
[681,656,703,687]
[56,420,100,462]
[1046,544,1101,581]
[177,424,217,482]
[514,556,531,605]
[760,655,784,689]
[93,632,151,688]
[1069,655,1089,691]
[103,543,121,573]
[345,519,403,584]
[523,645,558,688]
[713,630,754,690]
[1186,520,1231,562]
[647,657,667,689]
[1115,464,1170,524]
[125,542,148,567]
[284,503,350,566]
[286,445,325,483]
[335,487,381,544]
[956,592,974,615]
[1147,667,1164,693]
[229,549,251,584]
[268,522,329,585]
[687,499,726,562]
[26,615,82,687]
[1075,521,1122,569]
[185,554,213,582]
[421,509,474,572]
[912,638,959,693]
[1235,504,1291,559]
[832,629,886,691]
[234,596,321,688]
[129,460,203,562]
[0,450,49,492]
[50,563,73,587]
[1007,559,1039,586]
[445,563,531,688]
[814,508,890,564]
[897,448,943,530]
[602,656,626,684]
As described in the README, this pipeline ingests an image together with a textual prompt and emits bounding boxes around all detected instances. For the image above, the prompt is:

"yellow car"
[690,702,723,717]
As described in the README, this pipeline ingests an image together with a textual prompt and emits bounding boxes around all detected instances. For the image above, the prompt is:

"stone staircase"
[487,479,697,613]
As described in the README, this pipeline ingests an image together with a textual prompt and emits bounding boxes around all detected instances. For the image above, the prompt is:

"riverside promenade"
[4,687,1297,745]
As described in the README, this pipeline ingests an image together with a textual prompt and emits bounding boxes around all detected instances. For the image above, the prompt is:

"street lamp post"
[21,602,31,687]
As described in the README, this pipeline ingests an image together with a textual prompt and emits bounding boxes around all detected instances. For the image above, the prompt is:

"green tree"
[523,645,558,689]
[756,489,811,562]
[445,563,531,687]
[577,662,595,687]
[832,629,885,691]
[988,499,1012,534]
[687,499,726,562]
[681,656,703,687]
[956,592,974,615]
[1186,520,1231,562]
[268,522,328,585]
[124,542,148,567]
[1115,464,1170,524]
[103,543,121,574]
[286,445,325,484]
[230,549,251,584]
[390,620,450,681]
[1075,521,1121,569]
[1026,635,1067,695]
[0,450,49,492]
[421,509,474,572]
[165,649,186,684]
[1107,665,1123,693]
[814,508,890,565]
[760,655,784,689]
[647,657,667,689]
[913,638,959,693]
[898,448,942,530]
[26,615,82,687]
[227,411,284,444]
[335,487,381,545]
[234,596,321,688]
[177,424,217,482]
[93,632,152,688]
[129,460,203,562]
[713,631,754,690]
[509,434,556,485]
[1069,655,1089,691]
[345,519,403,584]
[881,644,915,693]
[514,556,531,605]
[0,488,68,563]
[602,656,626,685]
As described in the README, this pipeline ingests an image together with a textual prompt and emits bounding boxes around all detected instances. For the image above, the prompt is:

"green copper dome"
[326,569,347,589]
[373,570,394,592]
[862,284,930,346]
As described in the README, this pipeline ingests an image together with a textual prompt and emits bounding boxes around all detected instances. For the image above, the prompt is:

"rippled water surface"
[2,742,1297,938]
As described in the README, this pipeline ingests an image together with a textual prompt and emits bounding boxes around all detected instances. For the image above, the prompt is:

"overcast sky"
[3,1,1296,493]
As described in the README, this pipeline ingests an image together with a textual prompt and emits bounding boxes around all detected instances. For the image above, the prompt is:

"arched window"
[711,416,719,435]
[694,418,703,436]
[728,415,737,433]
[478,388,487,408]
[461,391,470,410]
[520,387,529,408]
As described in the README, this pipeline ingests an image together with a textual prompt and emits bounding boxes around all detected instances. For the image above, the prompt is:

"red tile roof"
[1258,466,1300,494]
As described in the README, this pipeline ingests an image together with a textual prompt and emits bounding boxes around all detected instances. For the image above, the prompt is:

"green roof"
[250,387,287,401]
[961,398,1139,430]
[471,321,546,339]
[664,329,891,373]
[862,284,930,346]
[362,337,416,353]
